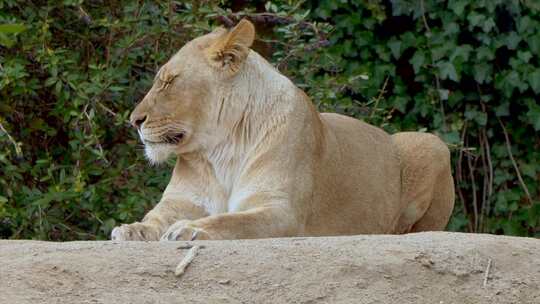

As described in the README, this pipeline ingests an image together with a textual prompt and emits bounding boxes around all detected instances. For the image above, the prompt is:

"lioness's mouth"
[144,132,185,145]
[166,132,185,144]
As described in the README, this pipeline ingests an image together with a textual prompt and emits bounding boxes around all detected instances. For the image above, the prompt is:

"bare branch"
[216,15,234,28]
[466,140,479,232]
[456,122,473,232]
[497,118,532,204]
[419,0,432,33]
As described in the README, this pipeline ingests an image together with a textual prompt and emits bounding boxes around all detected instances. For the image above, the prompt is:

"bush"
[0,0,538,240]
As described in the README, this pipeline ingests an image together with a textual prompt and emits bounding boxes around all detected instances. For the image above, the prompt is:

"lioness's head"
[129,19,258,164]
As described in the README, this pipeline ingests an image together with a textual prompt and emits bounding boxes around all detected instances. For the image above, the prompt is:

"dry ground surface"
[0,232,538,304]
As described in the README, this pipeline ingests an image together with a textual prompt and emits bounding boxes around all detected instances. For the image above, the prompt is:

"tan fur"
[111,20,455,241]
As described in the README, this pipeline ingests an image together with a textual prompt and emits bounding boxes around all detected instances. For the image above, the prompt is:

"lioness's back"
[305,113,403,235]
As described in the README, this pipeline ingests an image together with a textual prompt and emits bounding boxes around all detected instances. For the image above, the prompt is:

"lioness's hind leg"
[410,167,455,232]
[392,132,455,233]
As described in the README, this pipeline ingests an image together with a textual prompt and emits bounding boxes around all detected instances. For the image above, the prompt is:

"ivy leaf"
[388,40,401,59]
[518,51,533,63]
[495,102,510,116]
[465,107,487,126]
[392,96,409,113]
[476,112,487,126]
[438,89,449,101]
[496,71,522,97]
[400,32,417,50]
[473,63,492,84]
[391,1,416,16]
[444,22,460,36]
[482,18,496,32]
[526,99,540,131]
[450,45,473,61]
[527,69,540,94]
[440,131,460,145]
[476,46,495,61]
[448,91,464,107]
[528,33,540,55]
[517,16,533,34]
[520,163,537,179]
[438,61,459,82]
[467,12,485,28]
[409,50,425,73]
[431,41,456,61]
[448,0,468,16]
[504,32,522,50]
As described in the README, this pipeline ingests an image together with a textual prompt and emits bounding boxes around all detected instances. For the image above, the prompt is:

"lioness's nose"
[130,114,147,129]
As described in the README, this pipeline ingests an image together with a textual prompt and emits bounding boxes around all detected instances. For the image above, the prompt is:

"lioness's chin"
[144,143,176,164]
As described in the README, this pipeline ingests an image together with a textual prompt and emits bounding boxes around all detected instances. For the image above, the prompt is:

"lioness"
[111,19,455,241]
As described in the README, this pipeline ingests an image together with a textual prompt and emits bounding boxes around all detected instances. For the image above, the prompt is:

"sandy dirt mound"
[1,232,538,304]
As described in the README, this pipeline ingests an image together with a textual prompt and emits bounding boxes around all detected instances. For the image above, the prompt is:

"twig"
[216,15,234,28]
[0,121,22,157]
[478,127,493,232]
[82,104,109,164]
[466,134,479,232]
[497,118,533,204]
[484,130,494,199]
[480,95,494,204]
[216,12,326,50]
[369,77,390,119]
[455,122,473,232]
[217,12,315,30]
[96,100,118,117]
[479,131,487,232]
[175,245,200,277]
[483,128,494,230]
[78,5,92,25]
[483,258,492,288]
[483,127,494,206]
[419,0,431,33]
[177,244,206,250]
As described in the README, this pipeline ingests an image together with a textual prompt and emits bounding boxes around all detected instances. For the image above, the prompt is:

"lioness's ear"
[206,19,255,73]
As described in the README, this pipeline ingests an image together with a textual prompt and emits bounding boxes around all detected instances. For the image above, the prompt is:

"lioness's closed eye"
[111,19,454,241]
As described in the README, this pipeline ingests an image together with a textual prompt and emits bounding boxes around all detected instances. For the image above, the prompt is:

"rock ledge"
[1,232,538,303]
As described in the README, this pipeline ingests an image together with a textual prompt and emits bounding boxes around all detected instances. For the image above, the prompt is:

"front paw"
[160,220,212,241]
[111,222,159,241]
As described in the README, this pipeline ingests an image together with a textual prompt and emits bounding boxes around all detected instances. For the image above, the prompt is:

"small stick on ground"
[175,245,200,277]
[177,244,193,250]
[177,244,206,250]
[483,258,492,288]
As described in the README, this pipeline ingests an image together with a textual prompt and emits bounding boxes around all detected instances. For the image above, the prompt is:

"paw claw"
[110,222,158,241]
[160,220,211,241]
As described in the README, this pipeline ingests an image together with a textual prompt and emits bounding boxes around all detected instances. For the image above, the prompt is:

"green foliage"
[299,0,540,236]
[0,0,539,240]
[0,0,212,239]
